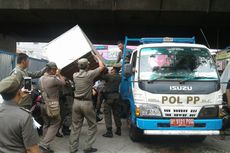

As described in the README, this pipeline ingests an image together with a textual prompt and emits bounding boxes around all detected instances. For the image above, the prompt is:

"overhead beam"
[0,0,229,12]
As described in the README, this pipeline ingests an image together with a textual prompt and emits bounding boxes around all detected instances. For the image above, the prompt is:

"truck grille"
[162,107,200,118]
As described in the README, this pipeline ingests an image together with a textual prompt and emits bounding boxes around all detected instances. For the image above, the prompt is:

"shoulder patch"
[13,68,19,73]
[20,107,31,113]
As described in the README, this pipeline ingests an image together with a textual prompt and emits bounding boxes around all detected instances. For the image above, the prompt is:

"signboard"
[94,44,136,66]
[216,50,230,61]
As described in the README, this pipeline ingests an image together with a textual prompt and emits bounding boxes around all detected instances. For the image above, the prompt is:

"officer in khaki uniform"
[69,55,104,153]
[101,63,122,138]
[116,41,132,64]
[57,79,74,137]
[0,75,41,153]
[39,62,66,153]
[10,53,47,109]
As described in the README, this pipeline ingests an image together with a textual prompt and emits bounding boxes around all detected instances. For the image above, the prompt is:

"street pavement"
[49,119,230,153]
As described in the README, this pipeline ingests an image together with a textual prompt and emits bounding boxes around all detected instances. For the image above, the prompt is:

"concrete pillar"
[0,34,16,53]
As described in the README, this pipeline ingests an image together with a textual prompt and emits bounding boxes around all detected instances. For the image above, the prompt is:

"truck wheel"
[129,124,143,142]
[189,136,207,142]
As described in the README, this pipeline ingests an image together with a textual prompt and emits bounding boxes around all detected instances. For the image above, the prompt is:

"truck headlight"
[217,93,223,103]
[198,105,219,119]
[136,104,162,117]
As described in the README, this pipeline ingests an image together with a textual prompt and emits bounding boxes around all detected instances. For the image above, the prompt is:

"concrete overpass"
[1,0,230,52]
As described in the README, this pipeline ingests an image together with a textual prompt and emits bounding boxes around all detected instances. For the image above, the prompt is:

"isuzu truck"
[120,37,223,141]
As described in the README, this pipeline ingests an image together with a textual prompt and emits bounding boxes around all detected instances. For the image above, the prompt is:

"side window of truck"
[131,51,137,73]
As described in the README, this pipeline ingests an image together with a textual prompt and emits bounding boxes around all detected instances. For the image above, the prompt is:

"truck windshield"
[139,47,218,81]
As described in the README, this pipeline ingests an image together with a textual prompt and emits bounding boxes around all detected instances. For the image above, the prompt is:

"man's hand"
[55,69,66,85]
[56,69,61,75]
[20,87,30,97]
[26,144,41,153]
[56,69,65,79]
[93,54,105,72]
[93,54,99,62]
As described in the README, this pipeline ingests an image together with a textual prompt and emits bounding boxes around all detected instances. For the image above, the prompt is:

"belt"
[74,97,91,101]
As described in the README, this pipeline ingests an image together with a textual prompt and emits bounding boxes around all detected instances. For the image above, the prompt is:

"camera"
[24,77,32,91]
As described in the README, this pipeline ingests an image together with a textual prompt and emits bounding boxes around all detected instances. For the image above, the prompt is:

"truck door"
[120,51,137,99]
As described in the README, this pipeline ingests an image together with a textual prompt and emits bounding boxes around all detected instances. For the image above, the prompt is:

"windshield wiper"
[147,77,161,83]
[152,66,173,71]
[139,77,162,84]
[147,75,183,83]
[163,75,183,78]
[179,76,218,84]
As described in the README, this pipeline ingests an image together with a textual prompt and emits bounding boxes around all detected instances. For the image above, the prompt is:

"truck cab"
[120,37,223,141]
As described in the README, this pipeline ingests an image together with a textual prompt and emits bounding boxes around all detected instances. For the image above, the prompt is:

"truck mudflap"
[144,130,220,135]
[136,118,222,135]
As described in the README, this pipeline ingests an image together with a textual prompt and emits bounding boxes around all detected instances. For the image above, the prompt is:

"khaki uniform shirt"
[116,48,132,64]
[0,101,39,153]
[10,65,46,107]
[73,68,100,100]
[39,73,65,100]
[101,73,121,93]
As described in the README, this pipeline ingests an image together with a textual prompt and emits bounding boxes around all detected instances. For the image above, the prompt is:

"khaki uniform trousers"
[69,99,97,152]
[103,96,122,129]
[59,96,73,127]
[41,104,61,148]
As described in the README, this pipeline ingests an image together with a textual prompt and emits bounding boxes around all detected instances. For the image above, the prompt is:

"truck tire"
[127,107,142,142]
[189,136,207,142]
[129,124,143,142]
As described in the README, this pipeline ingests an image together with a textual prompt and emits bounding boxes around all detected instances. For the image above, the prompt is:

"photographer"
[0,75,40,153]
[10,53,47,110]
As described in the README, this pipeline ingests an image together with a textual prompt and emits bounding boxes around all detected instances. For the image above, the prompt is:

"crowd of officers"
[0,41,129,153]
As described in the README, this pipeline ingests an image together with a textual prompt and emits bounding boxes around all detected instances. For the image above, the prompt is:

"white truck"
[120,37,223,142]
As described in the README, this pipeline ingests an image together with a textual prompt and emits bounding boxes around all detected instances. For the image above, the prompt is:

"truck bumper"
[144,130,220,135]
[136,118,222,135]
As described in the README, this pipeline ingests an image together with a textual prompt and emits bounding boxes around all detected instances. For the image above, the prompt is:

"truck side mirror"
[124,64,132,77]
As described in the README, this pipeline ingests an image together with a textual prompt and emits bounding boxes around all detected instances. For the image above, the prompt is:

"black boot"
[102,128,113,138]
[83,147,97,153]
[115,127,121,136]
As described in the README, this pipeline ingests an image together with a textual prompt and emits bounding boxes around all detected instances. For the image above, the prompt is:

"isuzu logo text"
[170,86,192,91]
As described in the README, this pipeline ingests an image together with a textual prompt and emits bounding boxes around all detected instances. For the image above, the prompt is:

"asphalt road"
[48,119,230,153]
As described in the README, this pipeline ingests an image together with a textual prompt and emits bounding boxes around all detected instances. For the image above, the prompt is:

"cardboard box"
[44,25,103,80]
[61,52,100,80]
